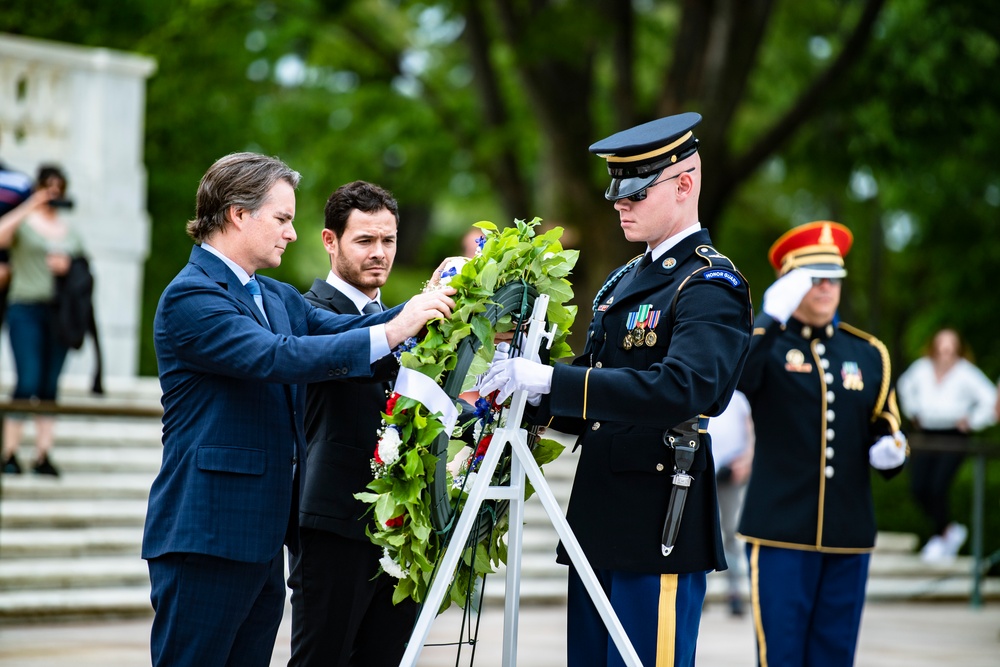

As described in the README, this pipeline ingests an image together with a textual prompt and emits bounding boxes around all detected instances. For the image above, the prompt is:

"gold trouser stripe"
[656,574,678,667]
[582,367,593,420]
[749,543,769,667]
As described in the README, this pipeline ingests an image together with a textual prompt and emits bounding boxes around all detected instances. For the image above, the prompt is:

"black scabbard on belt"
[660,416,708,556]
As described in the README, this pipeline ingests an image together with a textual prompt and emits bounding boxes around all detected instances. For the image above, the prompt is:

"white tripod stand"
[400,294,642,666]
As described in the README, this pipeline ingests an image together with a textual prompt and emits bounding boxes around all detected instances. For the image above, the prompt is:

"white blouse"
[896,357,998,432]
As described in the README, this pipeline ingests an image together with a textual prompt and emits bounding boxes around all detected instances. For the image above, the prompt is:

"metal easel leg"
[399,426,512,667]
[400,292,641,666]
[507,430,643,667]
[501,435,525,665]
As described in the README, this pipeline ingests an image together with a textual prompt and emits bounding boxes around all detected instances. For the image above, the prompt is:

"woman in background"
[897,328,997,562]
[0,165,85,477]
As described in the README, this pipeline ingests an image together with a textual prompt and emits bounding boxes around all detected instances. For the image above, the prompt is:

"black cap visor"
[605,170,661,201]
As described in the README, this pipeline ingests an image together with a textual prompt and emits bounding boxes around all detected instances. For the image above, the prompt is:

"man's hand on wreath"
[479,357,552,406]
[385,287,456,348]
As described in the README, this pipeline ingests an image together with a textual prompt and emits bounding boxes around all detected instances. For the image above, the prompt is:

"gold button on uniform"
[656,463,665,472]
[595,361,603,368]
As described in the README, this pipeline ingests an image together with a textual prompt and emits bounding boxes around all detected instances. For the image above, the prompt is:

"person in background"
[737,221,907,666]
[896,328,997,563]
[706,388,754,617]
[289,180,417,666]
[0,144,33,329]
[480,112,753,667]
[141,152,455,667]
[0,165,83,476]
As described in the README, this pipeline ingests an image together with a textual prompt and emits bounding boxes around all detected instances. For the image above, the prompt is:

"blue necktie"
[362,300,382,315]
[245,277,269,326]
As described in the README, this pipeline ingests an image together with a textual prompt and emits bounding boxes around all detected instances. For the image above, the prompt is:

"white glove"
[471,342,511,393]
[515,332,541,363]
[869,432,907,470]
[478,357,553,405]
[762,270,814,324]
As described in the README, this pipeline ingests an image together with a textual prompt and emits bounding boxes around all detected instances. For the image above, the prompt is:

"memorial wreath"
[355,217,579,608]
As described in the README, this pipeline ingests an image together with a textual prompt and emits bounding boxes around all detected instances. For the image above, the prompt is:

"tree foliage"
[4,0,1000,572]
[3,0,999,385]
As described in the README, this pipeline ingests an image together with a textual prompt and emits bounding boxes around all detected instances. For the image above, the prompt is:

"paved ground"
[0,599,998,666]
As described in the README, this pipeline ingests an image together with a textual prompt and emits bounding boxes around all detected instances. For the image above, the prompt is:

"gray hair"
[186,152,301,243]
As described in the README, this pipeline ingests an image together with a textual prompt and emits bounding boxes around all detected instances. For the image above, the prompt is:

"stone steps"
[1,391,998,622]
[0,556,149,590]
[1,499,148,529]
[1,473,154,500]
[0,587,153,621]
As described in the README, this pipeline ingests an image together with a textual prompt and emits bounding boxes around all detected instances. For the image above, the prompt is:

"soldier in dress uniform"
[736,221,908,667]
[481,112,753,667]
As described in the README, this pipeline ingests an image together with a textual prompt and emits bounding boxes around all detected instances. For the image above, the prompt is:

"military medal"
[624,305,660,350]
[841,361,864,390]
[643,309,660,346]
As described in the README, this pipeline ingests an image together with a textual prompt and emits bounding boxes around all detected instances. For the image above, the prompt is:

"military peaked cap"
[769,221,854,278]
[589,112,702,201]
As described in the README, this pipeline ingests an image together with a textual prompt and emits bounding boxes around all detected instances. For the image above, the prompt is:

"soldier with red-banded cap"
[737,221,907,667]
[480,112,753,667]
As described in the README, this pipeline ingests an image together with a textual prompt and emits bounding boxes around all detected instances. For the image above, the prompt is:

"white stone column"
[0,33,156,387]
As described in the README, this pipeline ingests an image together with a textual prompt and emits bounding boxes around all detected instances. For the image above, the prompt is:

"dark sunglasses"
[627,167,696,202]
[811,277,842,286]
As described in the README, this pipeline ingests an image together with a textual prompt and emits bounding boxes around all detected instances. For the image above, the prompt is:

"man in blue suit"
[141,152,455,667]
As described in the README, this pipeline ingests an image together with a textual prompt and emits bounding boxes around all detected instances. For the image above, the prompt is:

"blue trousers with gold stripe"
[567,566,706,667]
[747,544,870,667]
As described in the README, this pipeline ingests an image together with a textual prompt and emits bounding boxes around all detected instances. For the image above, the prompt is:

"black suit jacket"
[299,279,399,541]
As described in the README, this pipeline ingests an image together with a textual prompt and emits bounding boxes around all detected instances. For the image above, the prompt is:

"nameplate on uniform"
[784,348,812,373]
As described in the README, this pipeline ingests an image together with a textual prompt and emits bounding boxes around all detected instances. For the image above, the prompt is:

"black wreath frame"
[429,280,546,545]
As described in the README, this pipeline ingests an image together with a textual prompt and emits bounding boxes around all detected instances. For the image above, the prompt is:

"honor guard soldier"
[481,112,753,667]
[736,221,908,667]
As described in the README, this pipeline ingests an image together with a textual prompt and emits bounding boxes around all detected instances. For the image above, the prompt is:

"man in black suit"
[289,180,416,666]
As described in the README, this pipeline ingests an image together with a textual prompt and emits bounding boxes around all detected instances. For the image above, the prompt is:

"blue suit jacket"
[142,246,399,564]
